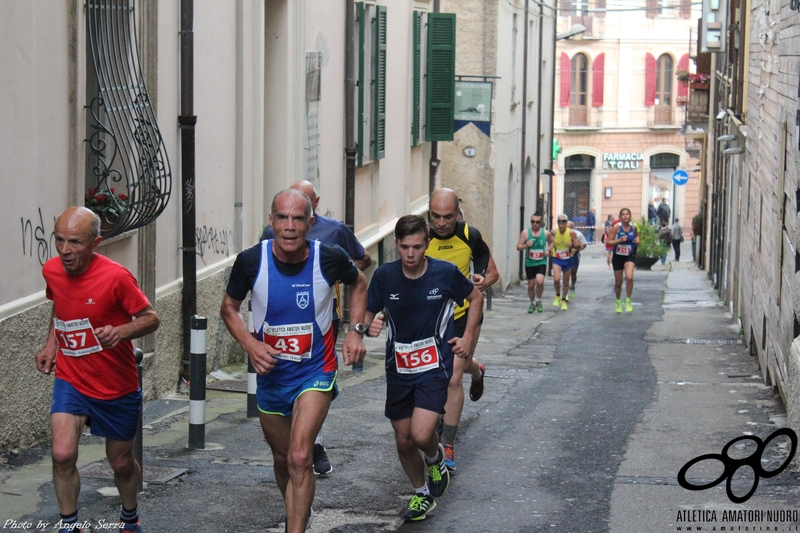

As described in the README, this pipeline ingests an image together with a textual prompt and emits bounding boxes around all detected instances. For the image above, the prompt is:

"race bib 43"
[263,323,313,362]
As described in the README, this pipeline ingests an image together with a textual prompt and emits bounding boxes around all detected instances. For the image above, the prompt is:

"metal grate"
[206,380,248,393]
[685,338,743,344]
[85,0,171,237]
[142,399,188,425]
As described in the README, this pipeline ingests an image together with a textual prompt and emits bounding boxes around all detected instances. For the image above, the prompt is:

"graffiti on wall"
[196,225,233,265]
[21,208,56,266]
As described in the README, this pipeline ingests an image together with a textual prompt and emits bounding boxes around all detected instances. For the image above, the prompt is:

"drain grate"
[142,399,188,425]
[686,339,743,345]
[206,380,248,393]
[80,461,187,484]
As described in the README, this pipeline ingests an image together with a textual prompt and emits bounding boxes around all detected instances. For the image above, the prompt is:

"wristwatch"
[348,323,368,336]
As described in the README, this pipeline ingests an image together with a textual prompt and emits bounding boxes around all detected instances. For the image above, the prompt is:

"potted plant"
[633,217,668,270]
[85,187,129,230]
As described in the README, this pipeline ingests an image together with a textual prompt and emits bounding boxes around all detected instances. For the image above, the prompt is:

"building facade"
[0,0,453,450]
[552,0,700,235]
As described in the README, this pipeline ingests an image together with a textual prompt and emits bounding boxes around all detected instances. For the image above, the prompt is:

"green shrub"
[635,217,669,258]
[692,212,704,237]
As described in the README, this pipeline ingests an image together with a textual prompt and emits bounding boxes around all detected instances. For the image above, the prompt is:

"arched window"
[570,53,589,126]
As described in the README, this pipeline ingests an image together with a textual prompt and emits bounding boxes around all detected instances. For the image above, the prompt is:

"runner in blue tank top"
[607,208,640,313]
[221,189,367,532]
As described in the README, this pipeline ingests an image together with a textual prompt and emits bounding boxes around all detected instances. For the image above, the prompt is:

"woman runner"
[607,208,639,313]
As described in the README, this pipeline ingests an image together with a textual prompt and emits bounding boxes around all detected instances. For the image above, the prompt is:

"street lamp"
[556,24,586,41]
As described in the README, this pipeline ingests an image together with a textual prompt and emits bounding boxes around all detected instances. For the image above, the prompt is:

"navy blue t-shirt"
[367,257,474,385]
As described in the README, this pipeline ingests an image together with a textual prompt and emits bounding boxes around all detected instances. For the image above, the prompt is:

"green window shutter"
[373,5,387,160]
[425,13,456,142]
[411,11,421,147]
[357,2,366,167]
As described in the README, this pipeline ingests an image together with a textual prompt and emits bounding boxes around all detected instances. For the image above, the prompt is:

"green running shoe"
[625,298,633,313]
[528,303,535,314]
[615,300,622,313]
[427,444,450,497]
[536,301,543,313]
[403,493,436,521]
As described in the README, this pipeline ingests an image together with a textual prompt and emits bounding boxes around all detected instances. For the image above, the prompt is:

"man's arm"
[516,229,532,251]
[341,270,368,365]
[94,304,160,350]
[220,294,280,375]
[447,287,483,358]
[35,307,58,375]
[353,252,372,271]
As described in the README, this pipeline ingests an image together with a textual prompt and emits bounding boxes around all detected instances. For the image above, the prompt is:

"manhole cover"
[206,380,248,393]
[686,339,743,345]
[142,399,188,425]
[80,461,186,484]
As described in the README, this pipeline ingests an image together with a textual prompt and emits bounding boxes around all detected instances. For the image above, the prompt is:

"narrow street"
[6,244,800,532]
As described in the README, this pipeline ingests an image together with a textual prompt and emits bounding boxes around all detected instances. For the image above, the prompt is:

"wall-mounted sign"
[454,81,492,137]
[701,0,728,52]
[602,153,644,170]
[463,147,477,157]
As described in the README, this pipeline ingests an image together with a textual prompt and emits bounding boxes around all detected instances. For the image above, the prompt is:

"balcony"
[647,105,684,129]
[562,106,603,129]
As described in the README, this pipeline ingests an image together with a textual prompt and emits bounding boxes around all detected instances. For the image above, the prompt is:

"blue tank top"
[250,240,338,385]
[614,224,637,257]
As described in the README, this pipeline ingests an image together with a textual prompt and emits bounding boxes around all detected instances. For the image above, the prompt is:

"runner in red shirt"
[35,206,159,533]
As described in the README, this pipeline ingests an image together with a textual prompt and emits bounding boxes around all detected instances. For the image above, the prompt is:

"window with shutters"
[570,53,589,126]
[411,11,422,147]
[654,54,673,124]
[425,13,456,142]
[356,3,387,166]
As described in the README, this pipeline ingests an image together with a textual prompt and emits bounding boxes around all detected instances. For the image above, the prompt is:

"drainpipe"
[345,0,356,232]
[234,0,244,252]
[179,0,197,386]
[548,0,557,230]
[519,1,530,280]
[534,1,544,218]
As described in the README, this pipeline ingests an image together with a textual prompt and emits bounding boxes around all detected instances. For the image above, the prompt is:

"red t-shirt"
[43,254,150,400]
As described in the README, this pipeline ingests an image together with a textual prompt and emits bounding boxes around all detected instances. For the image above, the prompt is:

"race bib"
[263,323,313,362]
[616,244,632,256]
[555,249,570,260]
[394,337,440,374]
[529,249,544,260]
[54,318,102,357]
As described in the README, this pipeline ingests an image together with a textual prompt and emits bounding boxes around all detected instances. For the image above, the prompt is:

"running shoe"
[469,363,486,401]
[403,494,436,521]
[427,444,450,497]
[536,301,543,313]
[442,443,457,471]
[120,519,142,533]
[528,303,535,314]
[313,443,332,475]
[615,300,622,314]
[625,298,633,313]
[569,288,576,299]
[561,300,568,311]
[553,295,561,307]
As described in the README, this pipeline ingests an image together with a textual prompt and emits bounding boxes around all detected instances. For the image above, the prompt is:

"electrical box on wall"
[701,0,728,53]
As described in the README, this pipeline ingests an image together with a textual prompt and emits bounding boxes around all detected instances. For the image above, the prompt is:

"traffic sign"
[672,169,689,186]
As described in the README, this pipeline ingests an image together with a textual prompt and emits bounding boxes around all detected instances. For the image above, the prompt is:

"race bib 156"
[394,337,440,374]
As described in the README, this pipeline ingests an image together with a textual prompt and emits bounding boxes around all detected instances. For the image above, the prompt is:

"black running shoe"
[427,444,450,497]
[469,363,486,401]
[313,443,332,475]
[402,493,436,521]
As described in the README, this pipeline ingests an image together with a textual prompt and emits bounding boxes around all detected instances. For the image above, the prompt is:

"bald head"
[430,188,459,212]
[56,206,101,240]
[429,188,461,237]
[290,180,319,211]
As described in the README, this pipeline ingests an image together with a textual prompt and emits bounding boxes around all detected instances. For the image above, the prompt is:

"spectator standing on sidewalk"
[648,201,658,225]
[658,221,672,265]
[260,180,371,476]
[657,198,671,225]
[35,206,160,533]
[671,218,683,262]
[221,189,367,533]
[586,207,596,243]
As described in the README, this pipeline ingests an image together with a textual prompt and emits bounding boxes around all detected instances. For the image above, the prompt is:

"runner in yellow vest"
[548,215,581,311]
[426,188,499,471]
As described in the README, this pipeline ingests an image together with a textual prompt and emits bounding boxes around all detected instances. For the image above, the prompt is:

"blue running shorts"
[551,256,572,270]
[257,371,338,416]
[51,378,141,442]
